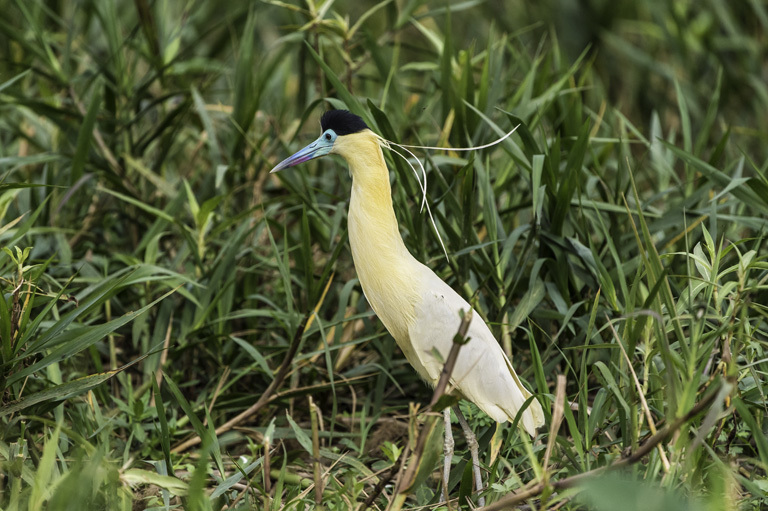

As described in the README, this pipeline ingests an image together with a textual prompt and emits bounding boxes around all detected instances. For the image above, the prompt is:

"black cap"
[320,110,369,136]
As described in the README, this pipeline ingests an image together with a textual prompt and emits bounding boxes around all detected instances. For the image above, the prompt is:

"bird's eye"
[325,133,332,141]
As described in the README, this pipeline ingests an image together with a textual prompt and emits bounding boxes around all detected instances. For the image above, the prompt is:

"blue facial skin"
[270,129,338,173]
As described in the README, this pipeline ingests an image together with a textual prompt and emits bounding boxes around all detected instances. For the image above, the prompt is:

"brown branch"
[479,382,729,510]
[309,396,323,506]
[171,313,309,453]
[430,309,473,408]
[543,375,566,472]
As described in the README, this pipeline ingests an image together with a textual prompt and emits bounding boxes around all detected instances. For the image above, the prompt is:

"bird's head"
[270,110,372,173]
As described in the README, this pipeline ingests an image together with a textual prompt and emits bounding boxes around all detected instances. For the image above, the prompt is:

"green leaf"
[99,186,178,223]
[7,287,177,385]
[210,458,263,499]
[164,375,223,477]
[304,42,371,126]
[733,397,768,470]
[152,375,173,475]
[0,284,11,361]
[121,469,188,496]
[664,142,768,214]
[29,425,60,510]
[2,366,124,417]
[71,88,101,184]
[231,337,271,374]
[507,278,545,331]
[593,361,631,420]
[285,411,314,454]
[192,86,221,167]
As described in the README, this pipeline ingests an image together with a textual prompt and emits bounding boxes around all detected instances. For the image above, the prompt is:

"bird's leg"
[453,406,485,507]
[441,407,454,503]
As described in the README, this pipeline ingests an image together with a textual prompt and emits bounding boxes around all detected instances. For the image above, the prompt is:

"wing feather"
[408,271,545,436]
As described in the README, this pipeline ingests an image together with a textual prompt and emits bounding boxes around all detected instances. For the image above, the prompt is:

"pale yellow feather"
[332,130,544,435]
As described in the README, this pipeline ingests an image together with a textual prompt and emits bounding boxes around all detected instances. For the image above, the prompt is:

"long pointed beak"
[270,135,334,173]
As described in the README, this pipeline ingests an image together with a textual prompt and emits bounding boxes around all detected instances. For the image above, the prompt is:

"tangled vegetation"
[1,0,767,509]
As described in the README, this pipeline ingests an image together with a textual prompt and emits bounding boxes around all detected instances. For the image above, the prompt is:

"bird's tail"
[505,364,546,437]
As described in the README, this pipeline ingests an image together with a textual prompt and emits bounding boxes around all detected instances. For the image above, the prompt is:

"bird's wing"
[408,270,545,436]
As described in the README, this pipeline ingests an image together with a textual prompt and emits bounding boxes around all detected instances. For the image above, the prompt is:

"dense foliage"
[1,0,766,509]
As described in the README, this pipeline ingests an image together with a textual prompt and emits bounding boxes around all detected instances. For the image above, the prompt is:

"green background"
[1,0,766,509]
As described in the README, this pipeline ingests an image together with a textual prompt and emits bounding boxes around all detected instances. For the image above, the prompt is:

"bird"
[271,109,545,505]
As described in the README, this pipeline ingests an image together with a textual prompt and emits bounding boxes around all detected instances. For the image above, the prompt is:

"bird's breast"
[347,184,429,376]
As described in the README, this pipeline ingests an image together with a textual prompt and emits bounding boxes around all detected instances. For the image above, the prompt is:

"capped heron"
[271,110,545,505]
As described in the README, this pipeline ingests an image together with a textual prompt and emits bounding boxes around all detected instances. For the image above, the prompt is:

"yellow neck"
[333,131,422,345]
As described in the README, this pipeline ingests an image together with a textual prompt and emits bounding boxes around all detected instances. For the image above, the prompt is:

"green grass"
[1,0,767,509]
